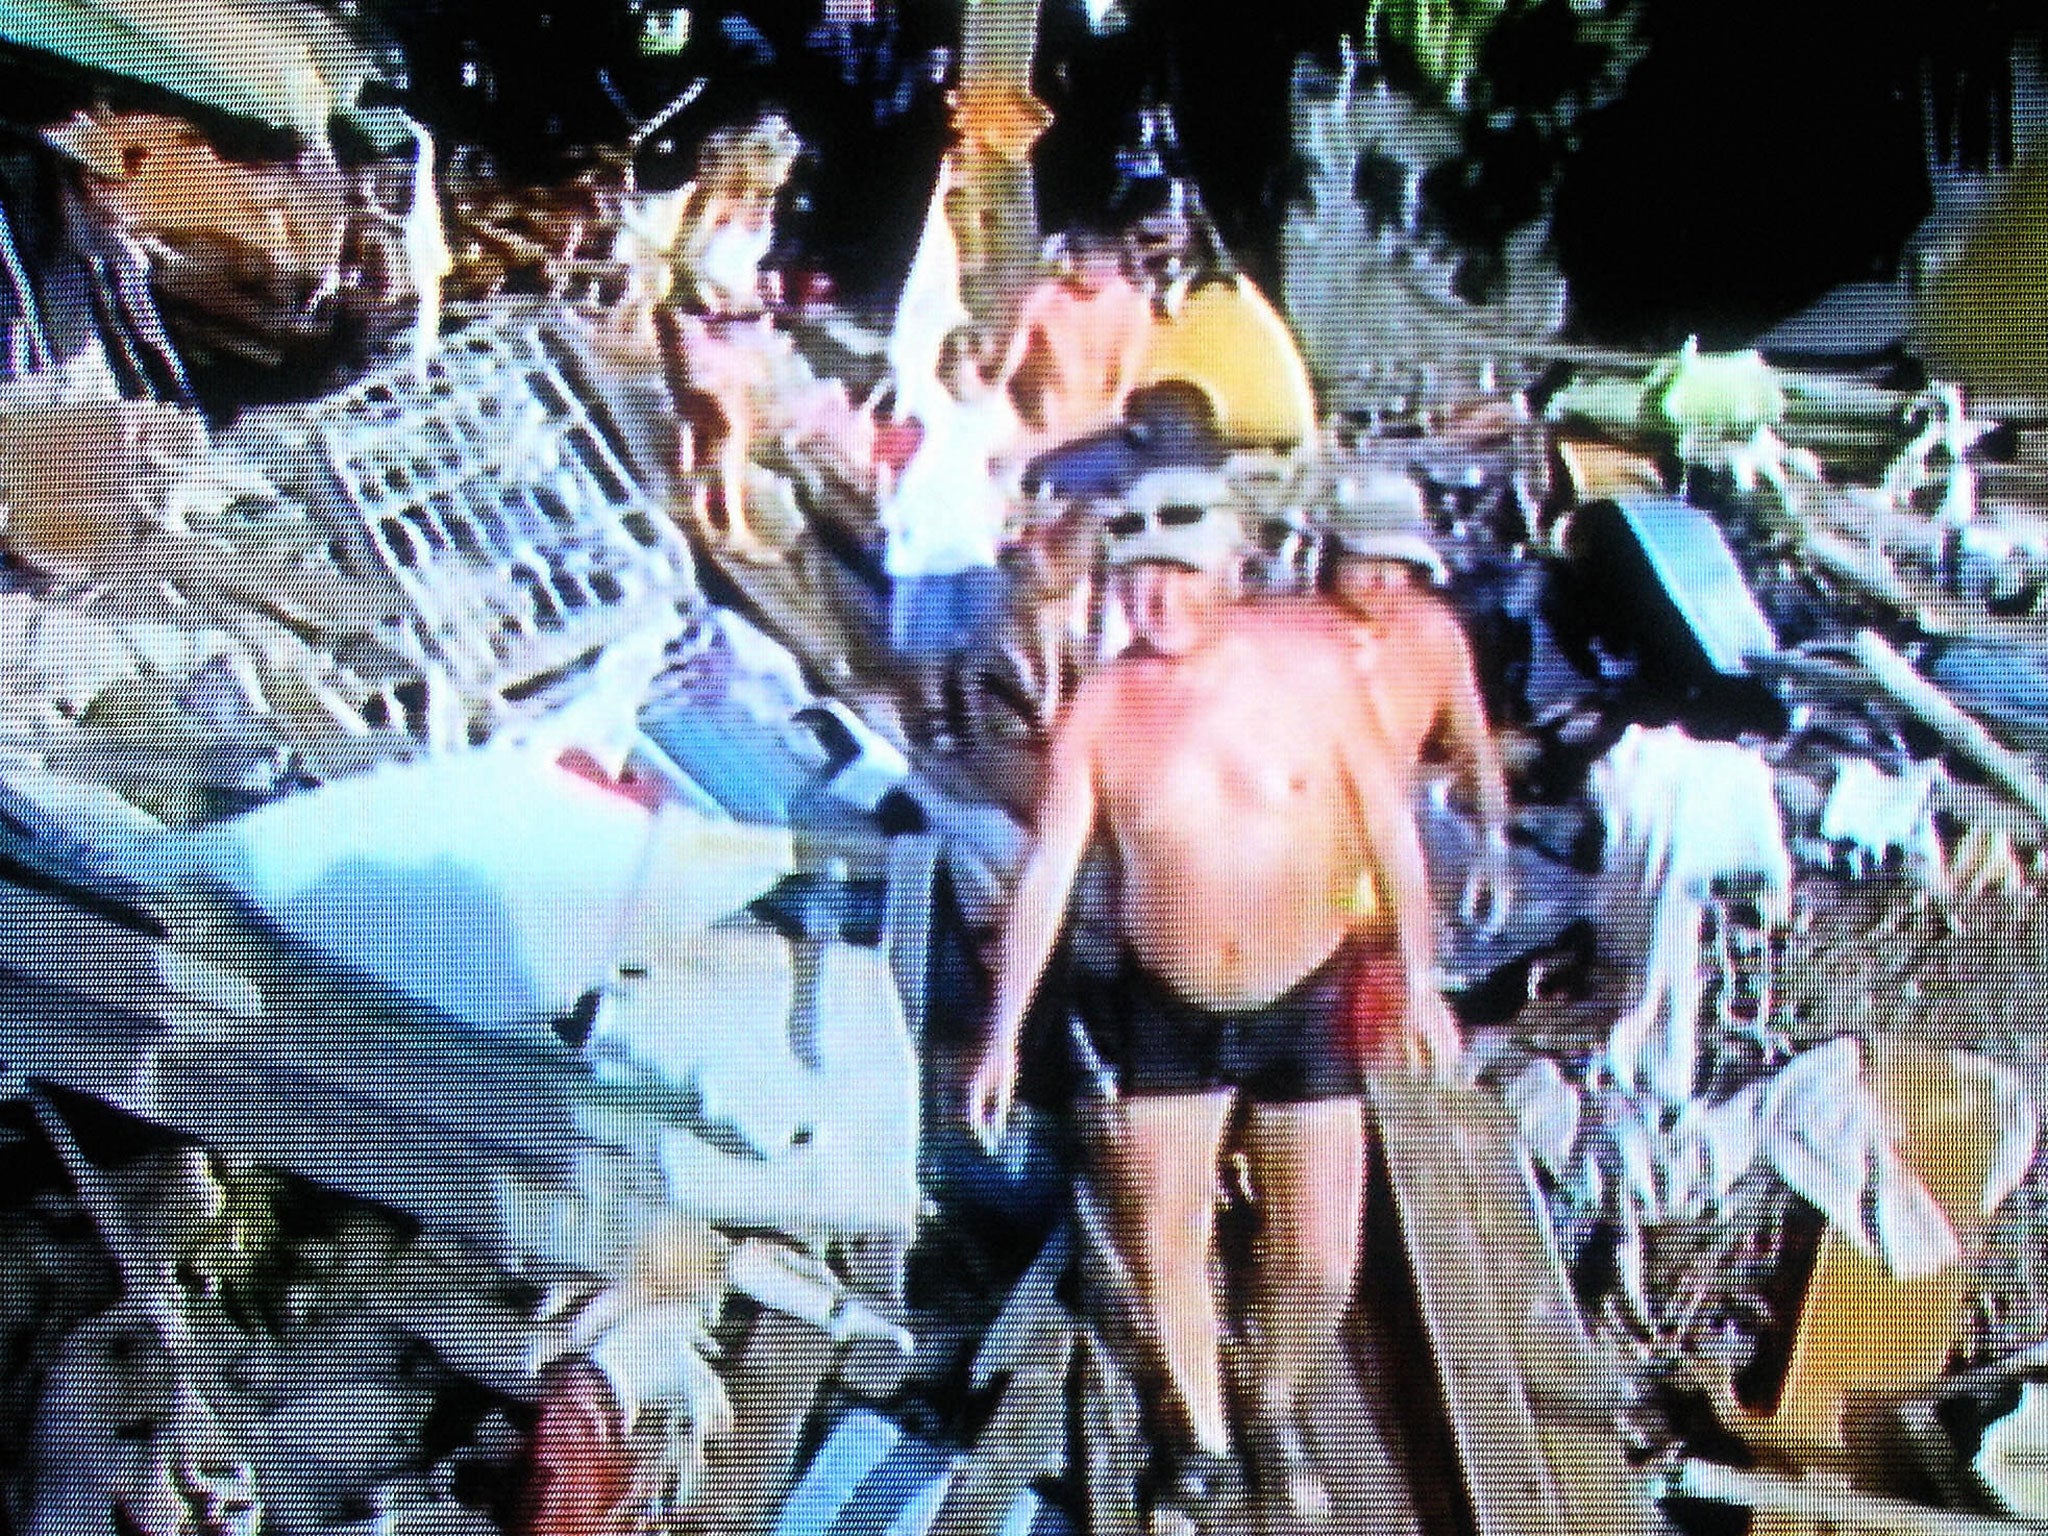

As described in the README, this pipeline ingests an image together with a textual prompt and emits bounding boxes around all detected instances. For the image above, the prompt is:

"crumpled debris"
[1881,382,1996,523]
[42,107,349,328]
[1819,757,1943,881]
[1640,338,1786,453]
[585,1301,732,1446]
[1591,725,1792,1104]
[0,391,206,582]
[1506,1057,1581,1180]
[1948,821,2032,905]
[1955,1052,2043,1218]
[1533,1036,2041,1291]
[1760,1038,1961,1280]
[400,123,453,378]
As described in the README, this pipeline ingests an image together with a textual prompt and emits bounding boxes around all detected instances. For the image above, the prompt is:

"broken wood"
[679,1311,836,1536]
[1800,526,1921,616]
[1367,1067,1661,1536]
[930,1327,1074,1536]
[1672,1458,2041,1535]
[1852,630,2048,829]
[1076,1325,1144,1536]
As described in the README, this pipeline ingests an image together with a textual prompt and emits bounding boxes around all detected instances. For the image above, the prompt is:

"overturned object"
[1566,496,1778,679]
[308,309,699,730]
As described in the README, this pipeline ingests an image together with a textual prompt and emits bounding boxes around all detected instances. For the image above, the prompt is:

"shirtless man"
[995,228,1152,449]
[968,470,1456,1519]
[1323,470,1513,933]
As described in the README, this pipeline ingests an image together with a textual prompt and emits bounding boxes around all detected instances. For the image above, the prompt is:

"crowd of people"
[670,139,1517,1526]
[868,226,1513,1528]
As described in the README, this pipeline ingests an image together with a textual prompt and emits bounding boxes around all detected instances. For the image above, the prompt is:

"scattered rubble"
[1,8,2047,1536]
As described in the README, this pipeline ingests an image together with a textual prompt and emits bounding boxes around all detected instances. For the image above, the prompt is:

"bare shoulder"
[1414,590,1479,670]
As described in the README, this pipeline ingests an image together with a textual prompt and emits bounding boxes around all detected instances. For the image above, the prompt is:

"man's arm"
[993,285,1051,394]
[1336,673,1461,1074]
[970,679,1103,1145]
[1432,607,1509,838]
[1430,605,1513,932]
[1106,283,1151,418]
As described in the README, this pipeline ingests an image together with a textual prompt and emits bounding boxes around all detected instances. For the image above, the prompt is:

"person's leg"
[1237,1096,1367,1507]
[1094,1089,1237,1457]
[890,575,954,735]
[937,566,1006,745]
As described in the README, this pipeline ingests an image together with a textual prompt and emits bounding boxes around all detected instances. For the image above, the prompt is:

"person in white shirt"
[881,326,1024,744]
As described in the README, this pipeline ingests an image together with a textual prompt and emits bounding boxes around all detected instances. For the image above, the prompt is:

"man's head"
[1323,470,1446,612]
[1059,226,1126,293]
[1105,468,1241,653]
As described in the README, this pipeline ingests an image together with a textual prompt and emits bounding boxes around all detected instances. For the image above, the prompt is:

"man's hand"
[1459,829,1512,936]
[968,1035,1020,1154]
[1403,983,1466,1083]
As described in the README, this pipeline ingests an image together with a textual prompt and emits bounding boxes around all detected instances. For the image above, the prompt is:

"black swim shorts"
[1078,938,1374,1103]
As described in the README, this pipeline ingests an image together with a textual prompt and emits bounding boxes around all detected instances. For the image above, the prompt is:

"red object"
[785,269,838,311]
[520,1361,636,1536]
[556,749,666,812]
[1345,938,1408,1065]
[872,417,924,477]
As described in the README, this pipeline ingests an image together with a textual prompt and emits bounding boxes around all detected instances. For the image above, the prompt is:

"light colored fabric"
[880,390,1018,578]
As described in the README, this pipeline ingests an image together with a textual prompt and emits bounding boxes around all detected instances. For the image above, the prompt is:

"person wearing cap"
[1322,470,1513,936]
[968,467,1455,1521]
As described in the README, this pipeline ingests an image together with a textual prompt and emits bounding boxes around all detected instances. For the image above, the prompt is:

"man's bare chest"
[1102,678,1344,823]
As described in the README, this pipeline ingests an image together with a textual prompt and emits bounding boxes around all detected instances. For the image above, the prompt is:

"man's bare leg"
[1238,1097,1368,1509]
[1097,1091,1237,1457]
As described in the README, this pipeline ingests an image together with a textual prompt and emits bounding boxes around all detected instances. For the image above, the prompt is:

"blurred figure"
[995,226,1151,447]
[1321,470,1512,931]
[880,325,1023,746]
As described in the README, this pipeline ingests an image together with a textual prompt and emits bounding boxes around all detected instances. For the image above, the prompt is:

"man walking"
[1322,470,1513,933]
[968,469,1456,1522]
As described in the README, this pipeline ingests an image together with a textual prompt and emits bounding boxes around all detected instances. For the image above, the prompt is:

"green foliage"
[1365,0,1512,106]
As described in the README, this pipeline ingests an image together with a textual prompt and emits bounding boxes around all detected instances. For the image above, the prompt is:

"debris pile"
[3,6,2048,1535]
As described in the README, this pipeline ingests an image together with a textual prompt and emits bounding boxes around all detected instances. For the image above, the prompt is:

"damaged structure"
[2,3,2048,1536]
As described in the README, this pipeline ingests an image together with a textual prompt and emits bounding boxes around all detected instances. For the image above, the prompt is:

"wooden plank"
[1078,1326,1145,1536]
[931,1328,1075,1536]
[932,1228,1078,1534]
[1674,1459,2041,1536]
[1854,630,2048,828]
[682,1310,837,1536]
[1368,1068,1661,1536]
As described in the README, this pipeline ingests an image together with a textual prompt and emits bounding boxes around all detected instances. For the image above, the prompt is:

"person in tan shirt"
[1322,470,1513,934]
[968,470,1455,1519]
